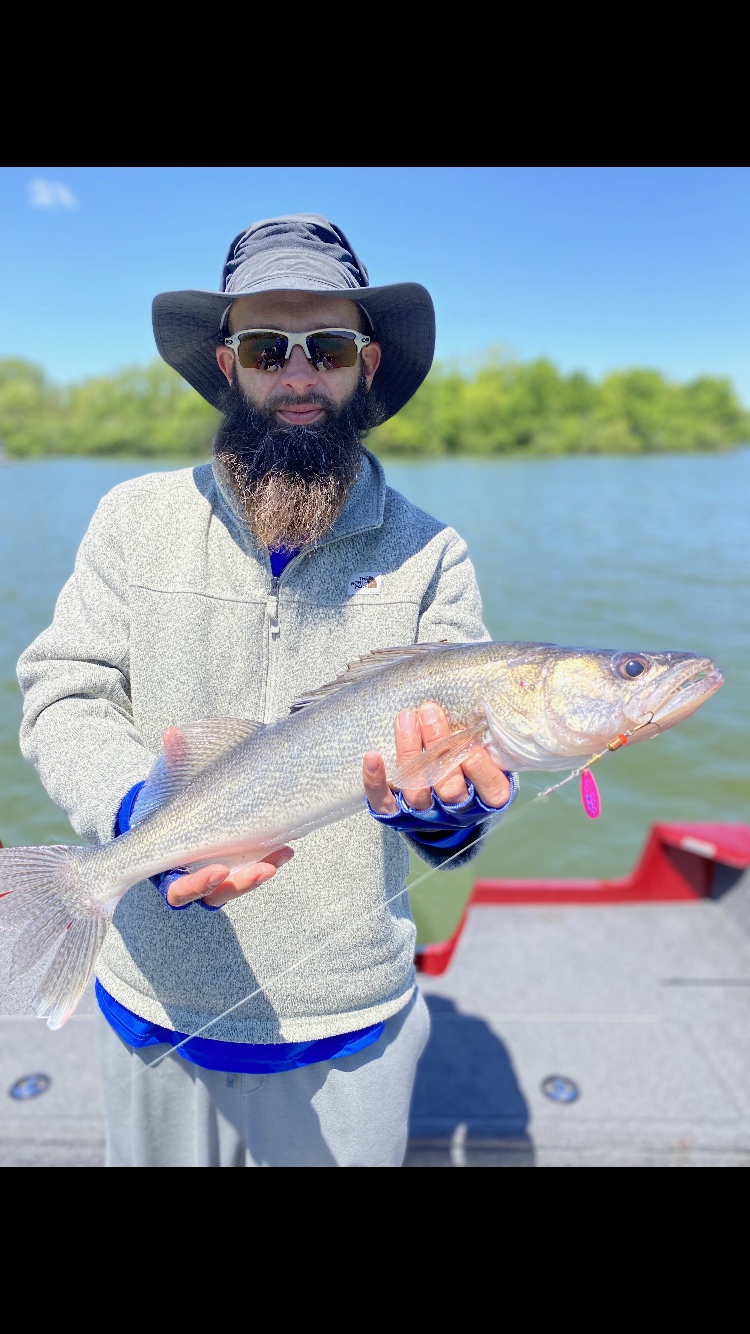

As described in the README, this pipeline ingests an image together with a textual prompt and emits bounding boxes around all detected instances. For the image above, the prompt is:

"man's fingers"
[167,864,228,907]
[202,847,295,907]
[366,705,507,823]
[396,709,432,810]
[420,703,468,806]
[167,848,294,909]
[461,747,511,808]
[363,752,398,815]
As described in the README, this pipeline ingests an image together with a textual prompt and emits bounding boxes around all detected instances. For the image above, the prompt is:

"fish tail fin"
[0,845,112,1029]
[33,913,110,1030]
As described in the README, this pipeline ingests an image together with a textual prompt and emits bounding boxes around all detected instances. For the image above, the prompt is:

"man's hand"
[166,847,294,909]
[363,703,511,813]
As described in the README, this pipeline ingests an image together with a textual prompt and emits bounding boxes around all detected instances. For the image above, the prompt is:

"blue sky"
[2,166,749,398]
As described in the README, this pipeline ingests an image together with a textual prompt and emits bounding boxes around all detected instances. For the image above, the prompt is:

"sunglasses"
[224,328,371,372]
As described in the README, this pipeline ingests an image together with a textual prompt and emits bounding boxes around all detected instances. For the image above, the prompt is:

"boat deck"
[407,873,750,1166]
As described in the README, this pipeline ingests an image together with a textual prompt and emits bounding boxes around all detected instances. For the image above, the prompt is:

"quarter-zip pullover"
[18,450,492,1044]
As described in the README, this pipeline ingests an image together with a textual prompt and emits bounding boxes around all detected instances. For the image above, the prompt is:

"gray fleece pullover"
[17,450,491,1043]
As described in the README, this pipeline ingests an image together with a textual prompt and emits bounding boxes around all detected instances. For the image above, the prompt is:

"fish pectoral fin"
[289,643,469,713]
[132,718,265,826]
[387,720,489,791]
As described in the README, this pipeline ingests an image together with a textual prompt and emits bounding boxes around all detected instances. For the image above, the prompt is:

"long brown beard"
[219,461,352,548]
[214,372,371,549]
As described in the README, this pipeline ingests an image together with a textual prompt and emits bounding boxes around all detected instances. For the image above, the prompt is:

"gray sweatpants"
[98,990,429,1167]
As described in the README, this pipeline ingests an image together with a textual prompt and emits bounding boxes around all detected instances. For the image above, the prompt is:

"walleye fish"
[0,641,722,1028]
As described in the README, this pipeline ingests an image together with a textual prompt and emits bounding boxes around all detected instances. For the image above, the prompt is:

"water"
[1,453,748,942]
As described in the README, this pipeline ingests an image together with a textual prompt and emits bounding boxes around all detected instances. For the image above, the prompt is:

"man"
[18,214,515,1167]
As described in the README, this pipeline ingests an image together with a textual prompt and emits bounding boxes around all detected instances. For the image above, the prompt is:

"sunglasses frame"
[224,327,371,371]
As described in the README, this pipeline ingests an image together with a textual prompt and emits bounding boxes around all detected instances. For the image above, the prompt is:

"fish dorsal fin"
[289,643,468,713]
[131,718,264,826]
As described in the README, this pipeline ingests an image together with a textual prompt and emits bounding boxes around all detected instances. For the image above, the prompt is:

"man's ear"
[216,345,235,385]
[361,341,381,389]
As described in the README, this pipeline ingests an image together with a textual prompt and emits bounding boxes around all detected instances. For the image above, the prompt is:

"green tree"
[1,354,748,460]
[371,356,750,457]
[0,359,219,458]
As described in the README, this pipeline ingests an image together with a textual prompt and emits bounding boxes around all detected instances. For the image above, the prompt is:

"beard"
[214,367,374,550]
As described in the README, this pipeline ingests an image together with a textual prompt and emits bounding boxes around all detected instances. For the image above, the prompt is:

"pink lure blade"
[580,768,601,819]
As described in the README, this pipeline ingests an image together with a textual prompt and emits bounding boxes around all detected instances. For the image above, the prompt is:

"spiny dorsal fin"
[289,642,466,713]
[132,718,264,825]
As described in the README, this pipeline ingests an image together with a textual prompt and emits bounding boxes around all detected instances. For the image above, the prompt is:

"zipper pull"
[268,576,280,640]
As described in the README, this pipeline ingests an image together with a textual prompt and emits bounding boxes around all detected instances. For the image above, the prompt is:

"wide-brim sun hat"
[152,213,435,424]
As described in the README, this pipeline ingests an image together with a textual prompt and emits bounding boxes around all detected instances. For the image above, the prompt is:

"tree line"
[1,353,748,459]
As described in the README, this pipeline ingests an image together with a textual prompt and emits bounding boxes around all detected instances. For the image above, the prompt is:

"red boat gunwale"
[415,822,750,977]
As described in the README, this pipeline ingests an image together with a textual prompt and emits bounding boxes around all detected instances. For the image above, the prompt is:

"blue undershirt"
[95,978,384,1072]
[269,546,300,577]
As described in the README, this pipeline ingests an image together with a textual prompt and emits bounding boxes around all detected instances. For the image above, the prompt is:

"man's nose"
[279,343,319,393]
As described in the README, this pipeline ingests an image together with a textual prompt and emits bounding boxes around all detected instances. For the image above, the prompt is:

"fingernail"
[364,754,380,775]
[419,704,439,725]
[207,869,227,888]
[398,710,418,733]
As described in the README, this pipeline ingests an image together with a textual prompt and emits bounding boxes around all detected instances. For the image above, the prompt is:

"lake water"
[1,452,748,943]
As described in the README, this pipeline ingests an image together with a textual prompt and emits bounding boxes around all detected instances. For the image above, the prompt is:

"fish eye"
[614,654,651,680]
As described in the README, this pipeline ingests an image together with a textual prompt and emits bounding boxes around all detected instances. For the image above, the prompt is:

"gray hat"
[152,213,435,423]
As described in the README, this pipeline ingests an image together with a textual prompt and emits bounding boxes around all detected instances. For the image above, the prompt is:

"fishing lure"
[580,768,601,819]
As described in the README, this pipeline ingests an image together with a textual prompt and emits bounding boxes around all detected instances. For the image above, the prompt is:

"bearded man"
[18,215,515,1168]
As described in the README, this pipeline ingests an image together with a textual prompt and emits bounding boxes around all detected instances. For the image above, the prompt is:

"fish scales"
[97,642,494,886]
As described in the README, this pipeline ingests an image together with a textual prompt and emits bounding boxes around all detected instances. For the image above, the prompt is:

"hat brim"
[152,283,435,423]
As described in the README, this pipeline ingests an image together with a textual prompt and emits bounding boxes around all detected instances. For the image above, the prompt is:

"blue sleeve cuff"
[368,773,517,855]
[113,781,145,838]
[114,782,220,912]
[368,774,517,832]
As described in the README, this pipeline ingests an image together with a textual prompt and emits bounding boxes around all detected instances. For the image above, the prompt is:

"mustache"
[262,390,337,413]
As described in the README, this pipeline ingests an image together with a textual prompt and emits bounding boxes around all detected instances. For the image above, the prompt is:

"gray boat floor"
[3,872,750,1167]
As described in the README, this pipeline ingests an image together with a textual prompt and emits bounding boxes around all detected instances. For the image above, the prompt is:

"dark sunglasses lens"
[307,333,358,370]
[237,334,287,370]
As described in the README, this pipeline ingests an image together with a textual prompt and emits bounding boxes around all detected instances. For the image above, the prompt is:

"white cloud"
[28,178,79,210]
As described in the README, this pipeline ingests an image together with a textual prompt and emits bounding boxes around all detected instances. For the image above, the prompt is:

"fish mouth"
[641,657,723,734]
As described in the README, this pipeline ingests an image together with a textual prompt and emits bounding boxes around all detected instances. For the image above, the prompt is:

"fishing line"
[131,723,649,1085]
